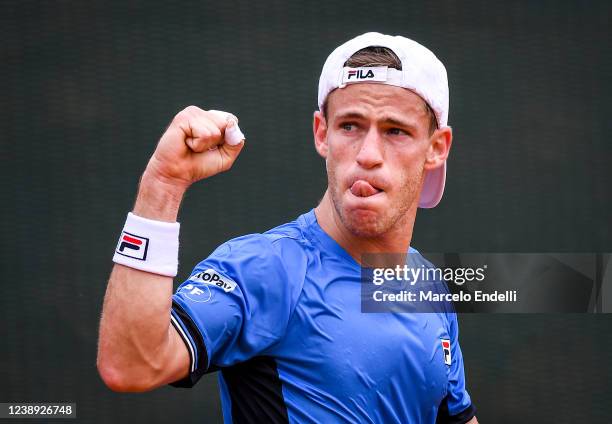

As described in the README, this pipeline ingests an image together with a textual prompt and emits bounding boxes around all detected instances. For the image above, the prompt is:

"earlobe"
[313,111,329,159]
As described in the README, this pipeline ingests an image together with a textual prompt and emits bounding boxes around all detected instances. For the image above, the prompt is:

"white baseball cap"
[317,32,449,208]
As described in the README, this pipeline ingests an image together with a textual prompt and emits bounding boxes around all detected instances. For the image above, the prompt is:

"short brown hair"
[322,46,438,135]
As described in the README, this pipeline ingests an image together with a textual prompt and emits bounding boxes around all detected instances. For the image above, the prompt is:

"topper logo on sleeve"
[189,269,237,293]
[342,67,388,84]
[441,339,452,366]
[116,231,149,260]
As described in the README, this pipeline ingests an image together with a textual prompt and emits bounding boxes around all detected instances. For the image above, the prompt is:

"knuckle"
[211,128,222,139]
[174,105,199,121]
[198,128,211,139]
[184,105,200,114]
[173,111,187,123]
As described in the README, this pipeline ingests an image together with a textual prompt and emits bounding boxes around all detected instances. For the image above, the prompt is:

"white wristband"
[113,212,180,277]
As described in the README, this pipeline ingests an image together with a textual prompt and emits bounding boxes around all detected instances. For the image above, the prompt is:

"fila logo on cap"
[116,231,149,260]
[341,66,388,85]
[441,339,452,365]
[347,69,375,80]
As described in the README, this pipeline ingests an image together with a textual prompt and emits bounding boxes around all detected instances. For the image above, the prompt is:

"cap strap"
[339,67,403,88]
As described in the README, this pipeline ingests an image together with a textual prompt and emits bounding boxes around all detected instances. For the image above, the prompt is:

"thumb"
[208,110,245,146]
[218,134,245,171]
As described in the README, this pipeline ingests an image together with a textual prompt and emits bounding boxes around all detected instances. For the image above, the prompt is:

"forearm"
[97,173,186,390]
[97,106,244,391]
[132,167,187,222]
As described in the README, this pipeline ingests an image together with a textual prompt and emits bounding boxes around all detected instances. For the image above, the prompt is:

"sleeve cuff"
[169,300,210,388]
[436,400,476,424]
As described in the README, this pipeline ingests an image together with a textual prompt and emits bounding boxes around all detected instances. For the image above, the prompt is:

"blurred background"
[1,0,610,422]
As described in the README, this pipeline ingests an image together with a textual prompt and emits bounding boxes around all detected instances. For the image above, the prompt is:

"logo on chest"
[441,339,452,366]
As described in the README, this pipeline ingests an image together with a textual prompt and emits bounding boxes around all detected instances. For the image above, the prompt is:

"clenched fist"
[146,106,245,189]
[133,106,246,221]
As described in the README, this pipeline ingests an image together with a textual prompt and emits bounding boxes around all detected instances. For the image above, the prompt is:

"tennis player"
[98,32,477,423]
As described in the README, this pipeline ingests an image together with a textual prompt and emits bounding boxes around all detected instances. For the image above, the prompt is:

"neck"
[314,191,417,264]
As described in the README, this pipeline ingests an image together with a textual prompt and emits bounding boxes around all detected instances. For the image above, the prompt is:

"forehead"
[326,83,430,124]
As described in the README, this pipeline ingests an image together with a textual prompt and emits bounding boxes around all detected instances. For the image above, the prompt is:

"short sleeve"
[169,234,307,388]
[436,312,476,423]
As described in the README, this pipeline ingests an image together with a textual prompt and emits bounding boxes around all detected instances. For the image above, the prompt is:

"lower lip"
[346,189,384,201]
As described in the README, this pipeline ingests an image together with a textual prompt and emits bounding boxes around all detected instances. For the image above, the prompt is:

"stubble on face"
[326,159,424,239]
[322,85,432,240]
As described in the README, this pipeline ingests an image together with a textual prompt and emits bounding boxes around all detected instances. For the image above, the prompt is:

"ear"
[424,126,452,171]
[313,110,329,159]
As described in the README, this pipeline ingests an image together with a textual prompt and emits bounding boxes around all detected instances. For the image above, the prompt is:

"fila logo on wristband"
[441,339,451,365]
[116,231,149,260]
[113,213,179,277]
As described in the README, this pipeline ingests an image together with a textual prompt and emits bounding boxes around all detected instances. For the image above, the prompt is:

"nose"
[355,127,383,169]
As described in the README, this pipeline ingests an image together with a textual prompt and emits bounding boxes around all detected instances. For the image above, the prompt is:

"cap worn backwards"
[317,32,450,208]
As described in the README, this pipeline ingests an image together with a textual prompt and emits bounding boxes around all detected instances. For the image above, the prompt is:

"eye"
[341,123,356,132]
[388,127,408,136]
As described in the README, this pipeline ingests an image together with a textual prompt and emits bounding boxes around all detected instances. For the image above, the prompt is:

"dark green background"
[2,1,610,422]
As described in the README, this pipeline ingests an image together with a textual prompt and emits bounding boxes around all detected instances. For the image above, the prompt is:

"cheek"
[389,149,427,192]
[326,139,354,174]
[326,157,344,193]
[400,140,429,171]
[328,136,355,160]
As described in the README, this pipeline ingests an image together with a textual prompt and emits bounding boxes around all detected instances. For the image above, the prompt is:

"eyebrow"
[334,111,418,132]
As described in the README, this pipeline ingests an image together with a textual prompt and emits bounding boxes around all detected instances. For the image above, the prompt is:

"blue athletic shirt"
[170,209,475,424]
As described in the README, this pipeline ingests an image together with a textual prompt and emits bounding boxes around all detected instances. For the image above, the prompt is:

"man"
[97,32,477,423]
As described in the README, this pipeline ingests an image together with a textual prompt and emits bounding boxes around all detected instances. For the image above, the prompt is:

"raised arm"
[96,106,244,392]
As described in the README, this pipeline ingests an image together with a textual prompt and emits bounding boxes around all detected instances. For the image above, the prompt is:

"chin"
[341,207,388,238]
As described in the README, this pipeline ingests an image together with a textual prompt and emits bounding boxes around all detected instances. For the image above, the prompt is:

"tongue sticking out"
[350,180,381,197]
